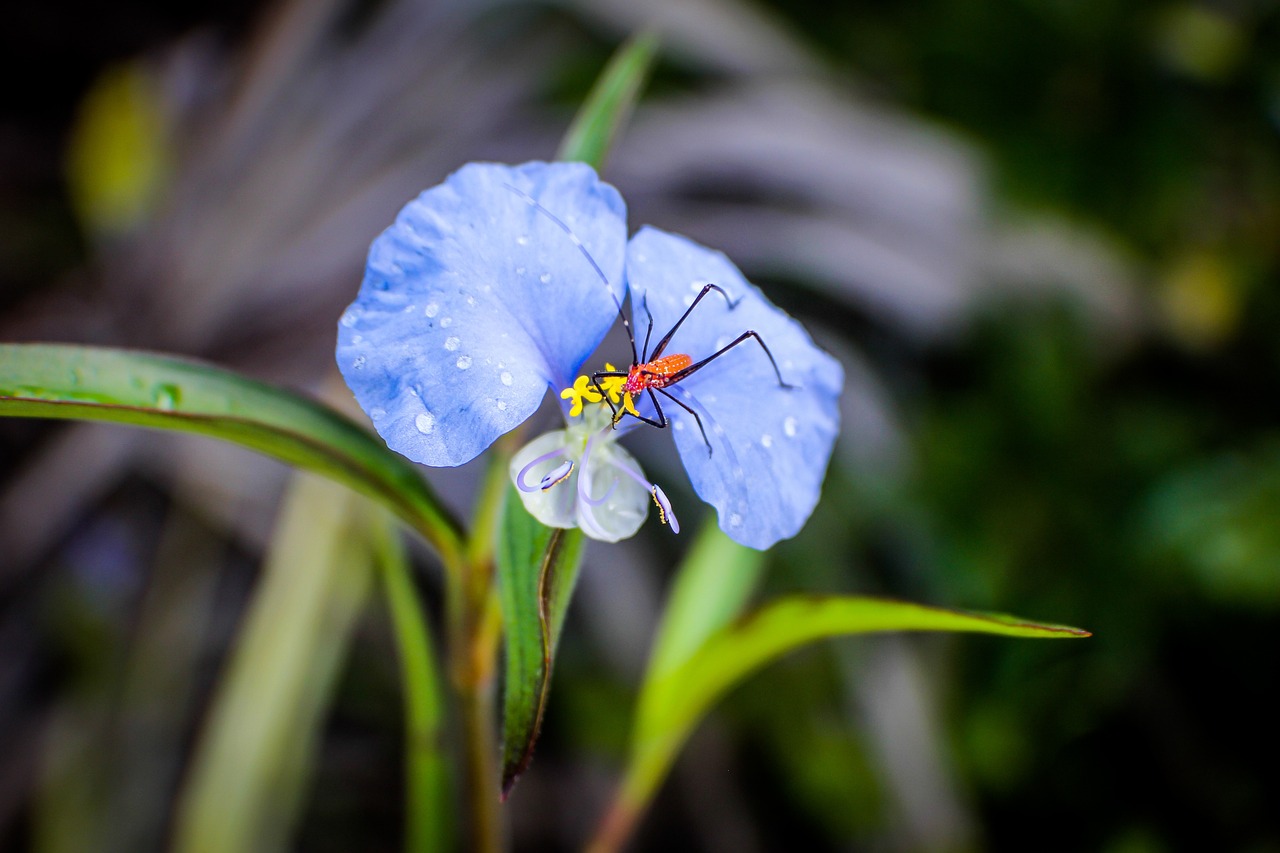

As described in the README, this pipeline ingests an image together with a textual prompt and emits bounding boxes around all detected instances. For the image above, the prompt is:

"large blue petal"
[624,227,843,549]
[337,162,627,467]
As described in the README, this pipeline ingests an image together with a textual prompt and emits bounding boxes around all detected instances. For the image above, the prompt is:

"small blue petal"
[625,227,843,549]
[337,162,627,467]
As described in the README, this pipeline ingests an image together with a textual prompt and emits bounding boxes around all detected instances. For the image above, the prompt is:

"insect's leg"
[640,293,655,362]
[623,389,667,430]
[670,331,795,389]
[591,371,627,424]
[656,388,712,455]
[648,283,735,359]
[504,183,639,364]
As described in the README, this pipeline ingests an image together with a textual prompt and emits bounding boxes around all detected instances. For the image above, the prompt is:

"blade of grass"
[172,472,376,853]
[373,514,452,853]
[0,344,463,565]
[557,31,659,170]
[590,596,1090,852]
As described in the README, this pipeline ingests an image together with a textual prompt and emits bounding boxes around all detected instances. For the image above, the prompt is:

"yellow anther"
[561,374,602,417]
[562,365,628,418]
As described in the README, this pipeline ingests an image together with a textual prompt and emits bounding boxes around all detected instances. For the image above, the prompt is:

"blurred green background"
[2,0,1278,850]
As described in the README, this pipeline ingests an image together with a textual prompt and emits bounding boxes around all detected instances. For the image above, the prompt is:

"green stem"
[449,445,516,852]
[375,515,452,853]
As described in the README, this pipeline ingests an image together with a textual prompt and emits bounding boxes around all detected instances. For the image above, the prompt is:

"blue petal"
[624,227,843,549]
[337,162,627,467]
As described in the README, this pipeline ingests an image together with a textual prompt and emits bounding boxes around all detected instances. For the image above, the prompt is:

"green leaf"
[0,343,463,562]
[646,523,766,682]
[606,596,1089,844]
[557,31,660,170]
[172,472,375,853]
[373,514,452,853]
[497,490,586,798]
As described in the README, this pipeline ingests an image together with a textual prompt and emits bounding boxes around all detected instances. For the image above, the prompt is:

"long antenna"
[504,183,638,364]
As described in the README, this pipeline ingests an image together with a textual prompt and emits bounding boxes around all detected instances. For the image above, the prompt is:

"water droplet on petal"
[415,412,435,434]
[673,420,685,431]
[340,309,360,327]
[712,423,725,436]
[456,356,472,370]
[783,416,798,437]
[496,400,507,411]
[444,336,461,351]
[540,272,552,284]
[761,433,773,448]
[424,302,439,317]
[500,371,513,386]
[466,296,477,306]
[729,512,743,528]
[352,356,367,370]
[440,317,453,328]
[516,235,530,246]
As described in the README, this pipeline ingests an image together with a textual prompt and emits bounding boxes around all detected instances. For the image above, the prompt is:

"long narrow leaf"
[172,472,375,853]
[497,492,586,798]
[645,523,765,683]
[593,596,1089,850]
[557,31,659,170]
[0,344,463,561]
[373,514,452,853]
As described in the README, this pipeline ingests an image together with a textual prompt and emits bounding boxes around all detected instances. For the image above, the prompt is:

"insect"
[505,184,793,454]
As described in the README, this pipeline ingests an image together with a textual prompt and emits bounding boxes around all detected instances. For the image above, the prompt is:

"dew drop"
[712,423,725,436]
[415,412,435,434]
[539,272,552,284]
[440,317,453,328]
[404,304,417,313]
[783,416,798,437]
[340,309,360,327]
[761,433,773,448]
[466,296,477,306]
[456,356,473,370]
[424,302,440,317]
[153,384,180,411]
[352,334,364,345]
[352,355,367,370]
[500,371,513,386]
[516,234,530,246]
[444,336,461,351]
[729,513,743,528]
[496,400,507,411]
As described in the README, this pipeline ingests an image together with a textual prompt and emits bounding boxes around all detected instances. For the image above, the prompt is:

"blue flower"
[620,228,843,550]
[337,161,627,467]
[338,161,842,550]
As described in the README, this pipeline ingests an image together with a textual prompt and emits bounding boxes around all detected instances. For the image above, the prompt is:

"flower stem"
[447,441,518,852]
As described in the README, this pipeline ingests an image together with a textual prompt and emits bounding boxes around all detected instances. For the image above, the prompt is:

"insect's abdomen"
[641,354,692,388]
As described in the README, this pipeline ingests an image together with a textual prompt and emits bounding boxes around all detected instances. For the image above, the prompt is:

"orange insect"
[591,283,792,453]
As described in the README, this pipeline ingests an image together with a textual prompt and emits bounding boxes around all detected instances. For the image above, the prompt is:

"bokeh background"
[3,0,1279,850]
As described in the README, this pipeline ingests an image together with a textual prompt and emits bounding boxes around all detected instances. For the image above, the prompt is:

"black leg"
[590,371,628,425]
[649,284,734,360]
[640,293,655,362]
[657,388,713,455]
[669,330,794,389]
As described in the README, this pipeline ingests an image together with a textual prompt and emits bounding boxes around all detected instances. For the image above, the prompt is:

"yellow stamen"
[651,486,667,525]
